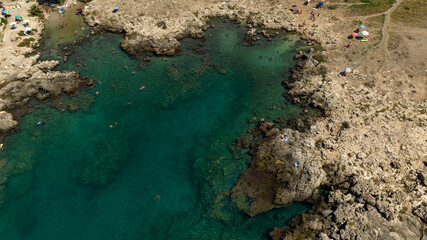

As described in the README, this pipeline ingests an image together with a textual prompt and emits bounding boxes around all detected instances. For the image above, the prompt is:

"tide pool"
[0,20,311,240]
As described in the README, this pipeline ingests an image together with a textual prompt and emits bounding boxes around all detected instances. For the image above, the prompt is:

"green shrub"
[328,5,338,10]
[29,4,44,19]
[156,21,167,29]
[17,37,35,47]
[1,17,7,26]
[314,53,328,63]
[342,121,351,129]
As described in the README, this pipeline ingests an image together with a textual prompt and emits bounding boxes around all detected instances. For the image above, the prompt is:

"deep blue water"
[0,20,310,240]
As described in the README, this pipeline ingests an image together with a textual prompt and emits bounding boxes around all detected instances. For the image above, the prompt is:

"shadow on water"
[0,19,315,240]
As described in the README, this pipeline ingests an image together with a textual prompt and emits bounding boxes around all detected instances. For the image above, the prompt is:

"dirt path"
[378,0,403,68]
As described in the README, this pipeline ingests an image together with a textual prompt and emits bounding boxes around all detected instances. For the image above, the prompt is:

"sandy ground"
[0,0,45,82]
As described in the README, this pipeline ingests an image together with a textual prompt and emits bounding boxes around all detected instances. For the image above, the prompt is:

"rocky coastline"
[84,2,425,236]
[232,48,426,239]
[0,2,92,142]
[0,0,425,239]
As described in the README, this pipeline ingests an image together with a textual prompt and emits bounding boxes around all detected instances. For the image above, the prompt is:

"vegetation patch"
[313,53,328,63]
[348,0,395,15]
[391,0,427,28]
[156,21,167,29]
[1,17,7,30]
[365,14,385,28]
[29,4,44,19]
[327,5,339,10]
[17,37,35,47]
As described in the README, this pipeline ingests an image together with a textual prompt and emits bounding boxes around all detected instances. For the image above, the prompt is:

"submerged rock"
[75,137,130,187]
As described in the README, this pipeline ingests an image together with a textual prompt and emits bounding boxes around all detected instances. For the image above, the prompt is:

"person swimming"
[139,85,146,91]
[36,119,45,126]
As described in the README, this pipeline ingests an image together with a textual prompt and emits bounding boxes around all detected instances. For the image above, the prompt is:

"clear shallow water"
[36,2,89,60]
[0,20,311,240]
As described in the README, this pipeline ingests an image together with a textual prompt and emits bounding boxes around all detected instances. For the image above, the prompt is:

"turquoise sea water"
[0,20,311,239]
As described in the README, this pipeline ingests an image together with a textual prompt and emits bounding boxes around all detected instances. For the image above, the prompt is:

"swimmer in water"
[36,119,45,126]
[139,85,146,91]
[126,101,133,106]
[96,91,99,96]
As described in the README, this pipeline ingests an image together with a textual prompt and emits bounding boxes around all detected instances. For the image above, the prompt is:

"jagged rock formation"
[84,0,297,55]
[231,119,326,216]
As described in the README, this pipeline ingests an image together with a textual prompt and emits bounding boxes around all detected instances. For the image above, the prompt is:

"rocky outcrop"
[0,7,92,139]
[0,112,18,135]
[0,59,88,110]
[266,47,427,239]
[231,120,326,216]
[84,0,297,56]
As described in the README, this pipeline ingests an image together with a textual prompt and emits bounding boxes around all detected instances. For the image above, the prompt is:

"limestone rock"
[0,111,18,134]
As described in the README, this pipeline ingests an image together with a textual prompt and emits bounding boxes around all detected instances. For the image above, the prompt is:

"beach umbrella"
[351,32,357,36]
[359,25,365,29]
[1,9,5,13]
[77,8,82,11]
[9,22,17,25]
[25,27,31,32]
[5,10,10,14]
[345,68,351,73]
[361,31,369,36]
[113,7,118,10]
[318,2,324,5]
[15,15,21,19]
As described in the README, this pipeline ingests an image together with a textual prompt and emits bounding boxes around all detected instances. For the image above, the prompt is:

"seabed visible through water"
[0,10,314,240]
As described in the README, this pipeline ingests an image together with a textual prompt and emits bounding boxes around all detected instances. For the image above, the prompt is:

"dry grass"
[347,0,395,15]
[391,0,427,28]
[387,31,403,50]
[365,14,385,28]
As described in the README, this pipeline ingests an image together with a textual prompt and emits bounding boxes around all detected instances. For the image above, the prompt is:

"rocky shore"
[233,49,427,239]
[0,2,92,140]
[0,0,425,239]
[83,0,300,56]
